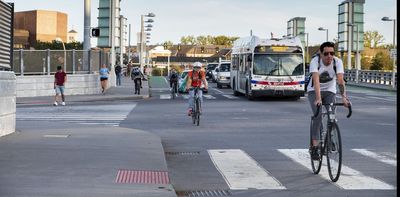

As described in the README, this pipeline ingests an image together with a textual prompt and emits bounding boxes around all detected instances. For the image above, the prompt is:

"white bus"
[230,36,305,100]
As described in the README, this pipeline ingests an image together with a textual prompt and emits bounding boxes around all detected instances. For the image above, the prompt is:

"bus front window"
[253,54,303,76]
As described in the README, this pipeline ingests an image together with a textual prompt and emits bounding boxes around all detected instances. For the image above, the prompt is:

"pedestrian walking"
[100,64,109,93]
[53,65,67,106]
[115,62,122,86]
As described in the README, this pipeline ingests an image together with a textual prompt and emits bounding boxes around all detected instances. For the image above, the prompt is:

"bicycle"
[310,102,352,182]
[190,87,203,126]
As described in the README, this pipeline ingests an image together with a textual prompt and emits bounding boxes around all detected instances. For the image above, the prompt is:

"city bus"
[230,36,305,100]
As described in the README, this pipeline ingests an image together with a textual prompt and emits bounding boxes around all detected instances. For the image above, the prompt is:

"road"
[15,76,396,197]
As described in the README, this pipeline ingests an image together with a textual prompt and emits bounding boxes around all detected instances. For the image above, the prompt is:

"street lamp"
[55,37,66,69]
[299,32,309,64]
[382,16,397,88]
[140,12,155,73]
[348,23,360,83]
[318,27,328,41]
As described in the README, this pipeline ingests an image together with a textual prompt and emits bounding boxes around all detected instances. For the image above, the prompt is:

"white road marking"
[160,94,172,99]
[232,117,249,120]
[203,95,216,99]
[212,88,225,94]
[352,149,397,167]
[151,88,171,91]
[182,95,190,99]
[222,94,239,99]
[278,149,395,190]
[208,149,286,190]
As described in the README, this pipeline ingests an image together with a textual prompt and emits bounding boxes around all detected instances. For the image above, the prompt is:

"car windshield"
[219,63,230,72]
[207,64,218,70]
[253,54,303,76]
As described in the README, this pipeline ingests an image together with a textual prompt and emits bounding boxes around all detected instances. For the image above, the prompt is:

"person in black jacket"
[115,62,122,86]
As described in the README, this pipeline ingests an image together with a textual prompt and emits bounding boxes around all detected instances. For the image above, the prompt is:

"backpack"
[305,54,337,92]
[132,68,140,76]
[170,72,178,79]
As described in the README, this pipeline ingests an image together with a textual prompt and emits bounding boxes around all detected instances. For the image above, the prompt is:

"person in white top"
[307,41,350,160]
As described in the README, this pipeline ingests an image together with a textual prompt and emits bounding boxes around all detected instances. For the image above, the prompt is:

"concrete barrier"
[16,74,101,97]
[0,71,16,137]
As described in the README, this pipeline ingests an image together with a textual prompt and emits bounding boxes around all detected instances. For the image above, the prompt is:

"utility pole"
[83,0,91,71]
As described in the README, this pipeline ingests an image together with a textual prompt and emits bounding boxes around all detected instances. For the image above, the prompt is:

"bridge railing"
[345,70,397,90]
[12,49,111,76]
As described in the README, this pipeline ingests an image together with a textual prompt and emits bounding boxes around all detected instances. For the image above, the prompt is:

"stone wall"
[0,71,16,137]
[16,74,100,97]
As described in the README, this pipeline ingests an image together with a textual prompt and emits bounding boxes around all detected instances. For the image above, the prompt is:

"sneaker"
[61,102,66,106]
[187,109,192,116]
[310,146,320,160]
[53,102,58,106]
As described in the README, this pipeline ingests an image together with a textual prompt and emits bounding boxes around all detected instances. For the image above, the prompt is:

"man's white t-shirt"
[307,56,344,94]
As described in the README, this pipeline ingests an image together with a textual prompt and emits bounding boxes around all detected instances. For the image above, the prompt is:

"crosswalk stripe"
[278,149,395,190]
[160,94,172,99]
[352,149,397,167]
[203,95,216,99]
[208,149,286,190]
[182,95,190,99]
[222,94,238,99]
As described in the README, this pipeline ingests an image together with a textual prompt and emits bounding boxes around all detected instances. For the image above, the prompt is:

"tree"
[180,35,197,45]
[196,35,209,45]
[364,31,385,48]
[33,40,83,50]
[163,40,173,49]
[213,35,232,45]
[370,51,392,70]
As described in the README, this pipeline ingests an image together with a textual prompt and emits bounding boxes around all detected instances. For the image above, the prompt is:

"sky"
[7,0,397,47]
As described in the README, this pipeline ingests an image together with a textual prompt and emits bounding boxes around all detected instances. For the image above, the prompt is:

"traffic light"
[215,47,219,54]
[163,42,168,50]
[201,46,204,53]
[91,28,100,37]
[177,44,181,51]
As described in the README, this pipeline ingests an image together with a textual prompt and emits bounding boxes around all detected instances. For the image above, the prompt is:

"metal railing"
[345,69,397,89]
[12,49,111,75]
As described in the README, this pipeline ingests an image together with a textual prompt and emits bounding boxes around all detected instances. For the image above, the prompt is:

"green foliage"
[361,56,371,70]
[179,35,239,46]
[33,40,83,50]
[370,51,392,71]
[364,31,385,48]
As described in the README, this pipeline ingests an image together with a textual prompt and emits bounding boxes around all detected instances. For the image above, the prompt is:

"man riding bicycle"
[307,41,350,160]
[169,68,179,97]
[131,66,144,95]
[186,62,208,116]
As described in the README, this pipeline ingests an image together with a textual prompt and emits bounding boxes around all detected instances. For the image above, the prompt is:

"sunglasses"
[323,52,335,56]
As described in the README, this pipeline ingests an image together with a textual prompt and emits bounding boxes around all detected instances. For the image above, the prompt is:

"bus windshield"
[253,54,303,76]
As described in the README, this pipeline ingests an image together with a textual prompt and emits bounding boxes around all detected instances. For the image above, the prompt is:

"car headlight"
[219,76,226,80]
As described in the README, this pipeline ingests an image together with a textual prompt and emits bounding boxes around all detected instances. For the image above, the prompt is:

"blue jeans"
[188,88,203,110]
[116,73,122,86]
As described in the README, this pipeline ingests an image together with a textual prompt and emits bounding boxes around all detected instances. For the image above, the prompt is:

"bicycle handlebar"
[313,103,352,118]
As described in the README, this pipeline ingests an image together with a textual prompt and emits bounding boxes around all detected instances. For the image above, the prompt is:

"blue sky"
[8,0,397,47]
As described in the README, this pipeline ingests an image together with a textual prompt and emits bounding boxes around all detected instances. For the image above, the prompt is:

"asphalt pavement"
[0,76,177,197]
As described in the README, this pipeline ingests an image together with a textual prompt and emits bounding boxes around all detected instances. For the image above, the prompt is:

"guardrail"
[344,70,397,90]
[12,49,111,75]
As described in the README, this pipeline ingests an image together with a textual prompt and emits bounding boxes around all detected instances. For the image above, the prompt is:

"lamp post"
[299,32,309,64]
[318,27,328,41]
[55,37,66,69]
[382,16,397,88]
[348,23,360,83]
[140,13,155,73]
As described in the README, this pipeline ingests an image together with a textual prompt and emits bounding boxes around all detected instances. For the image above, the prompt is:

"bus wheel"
[233,80,240,96]
[245,83,254,100]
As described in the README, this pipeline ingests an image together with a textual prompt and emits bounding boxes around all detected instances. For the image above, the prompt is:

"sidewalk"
[16,76,150,107]
[1,75,178,196]
[0,125,176,197]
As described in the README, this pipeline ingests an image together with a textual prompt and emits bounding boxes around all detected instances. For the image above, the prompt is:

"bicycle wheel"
[196,98,200,126]
[326,122,342,182]
[310,116,322,174]
[171,88,175,99]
